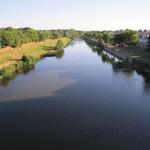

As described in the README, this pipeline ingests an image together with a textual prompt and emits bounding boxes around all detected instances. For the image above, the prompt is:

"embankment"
[84,36,150,74]
[0,38,71,80]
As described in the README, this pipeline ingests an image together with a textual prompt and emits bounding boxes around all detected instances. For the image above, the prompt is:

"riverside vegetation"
[1,27,150,80]
[85,29,150,73]
[0,27,82,80]
[0,38,69,80]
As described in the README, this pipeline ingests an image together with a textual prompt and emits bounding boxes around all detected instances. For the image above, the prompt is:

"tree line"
[113,29,138,47]
[0,27,141,51]
[85,31,112,45]
[85,29,139,47]
[0,27,82,48]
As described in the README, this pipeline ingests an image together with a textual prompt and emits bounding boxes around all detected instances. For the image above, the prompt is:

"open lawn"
[0,38,70,69]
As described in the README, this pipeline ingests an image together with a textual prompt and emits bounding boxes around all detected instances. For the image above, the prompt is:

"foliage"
[85,31,112,44]
[113,29,138,47]
[0,65,16,79]
[0,55,37,79]
[55,40,64,51]
[101,32,112,43]
[22,55,36,65]
[0,37,71,80]
[0,28,39,48]
[85,29,138,47]
[0,27,82,48]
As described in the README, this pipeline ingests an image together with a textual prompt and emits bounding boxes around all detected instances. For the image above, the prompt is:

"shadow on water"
[0,73,150,150]
[55,50,65,59]
[1,40,150,150]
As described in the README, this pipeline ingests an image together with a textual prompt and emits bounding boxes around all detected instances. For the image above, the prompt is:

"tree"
[1,31,15,47]
[113,29,138,47]
[113,33,125,47]
[0,27,81,49]
[39,31,51,41]
[56,40,64,51]
[123,29,138,47]
[102,32,112,44]
[51,31,61,39]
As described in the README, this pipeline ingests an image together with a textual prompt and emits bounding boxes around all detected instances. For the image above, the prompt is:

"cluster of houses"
[138,30,150,48]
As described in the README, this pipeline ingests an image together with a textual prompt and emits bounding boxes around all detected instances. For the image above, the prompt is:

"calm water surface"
[0,40,150,150]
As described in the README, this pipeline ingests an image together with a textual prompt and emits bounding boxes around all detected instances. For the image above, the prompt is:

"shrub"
[0,65,16,79]
[113,29,138,47]
[55,40,64,51]
[22,55,36,65]
[14,61,24,71]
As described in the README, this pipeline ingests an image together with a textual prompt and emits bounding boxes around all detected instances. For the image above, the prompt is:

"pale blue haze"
[0,0,149,30]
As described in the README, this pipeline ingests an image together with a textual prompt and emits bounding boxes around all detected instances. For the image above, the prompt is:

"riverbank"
[84,36,150,73]
[0,37,70,80]
[0,37,70,69]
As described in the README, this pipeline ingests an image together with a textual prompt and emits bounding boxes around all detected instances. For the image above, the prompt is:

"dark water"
[0,40,150,150]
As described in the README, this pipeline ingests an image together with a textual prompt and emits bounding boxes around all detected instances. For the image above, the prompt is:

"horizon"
[0,0,150,30]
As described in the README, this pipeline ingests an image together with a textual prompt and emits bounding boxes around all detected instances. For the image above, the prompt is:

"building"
[138,31,149,48]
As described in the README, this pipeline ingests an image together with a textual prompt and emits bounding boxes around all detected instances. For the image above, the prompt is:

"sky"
[0,0,150,30]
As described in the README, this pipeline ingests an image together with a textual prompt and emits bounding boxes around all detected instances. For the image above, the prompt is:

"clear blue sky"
[0,0,149,30]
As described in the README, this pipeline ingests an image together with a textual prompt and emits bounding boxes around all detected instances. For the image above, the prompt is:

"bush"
[55,40,64,51]
[0,55,37,80]
[0,28,81,48]
[22,55,36,65]
[113,29,138,47]
[0,65,16,79]
[14,61,24,71]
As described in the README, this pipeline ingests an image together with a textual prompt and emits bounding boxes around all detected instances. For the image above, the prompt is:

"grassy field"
[0,37,70,69]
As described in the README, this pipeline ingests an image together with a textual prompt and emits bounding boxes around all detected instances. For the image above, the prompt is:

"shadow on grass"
[40,45,56,51]
[9,58,21,61]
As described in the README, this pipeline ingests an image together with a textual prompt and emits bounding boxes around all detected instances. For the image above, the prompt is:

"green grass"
[0,37,70,80]
[0,37,70,69]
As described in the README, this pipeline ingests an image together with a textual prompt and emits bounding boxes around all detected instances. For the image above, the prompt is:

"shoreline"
[84,36,150,74]
[0,38,71,80]
[84,36,130,61]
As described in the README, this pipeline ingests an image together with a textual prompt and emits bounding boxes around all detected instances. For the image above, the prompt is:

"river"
[0,39,150,150]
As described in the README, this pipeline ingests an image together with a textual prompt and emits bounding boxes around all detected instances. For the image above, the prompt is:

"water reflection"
[56,50,65,59]
[87,43,150,87]
[0,65,35,87]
